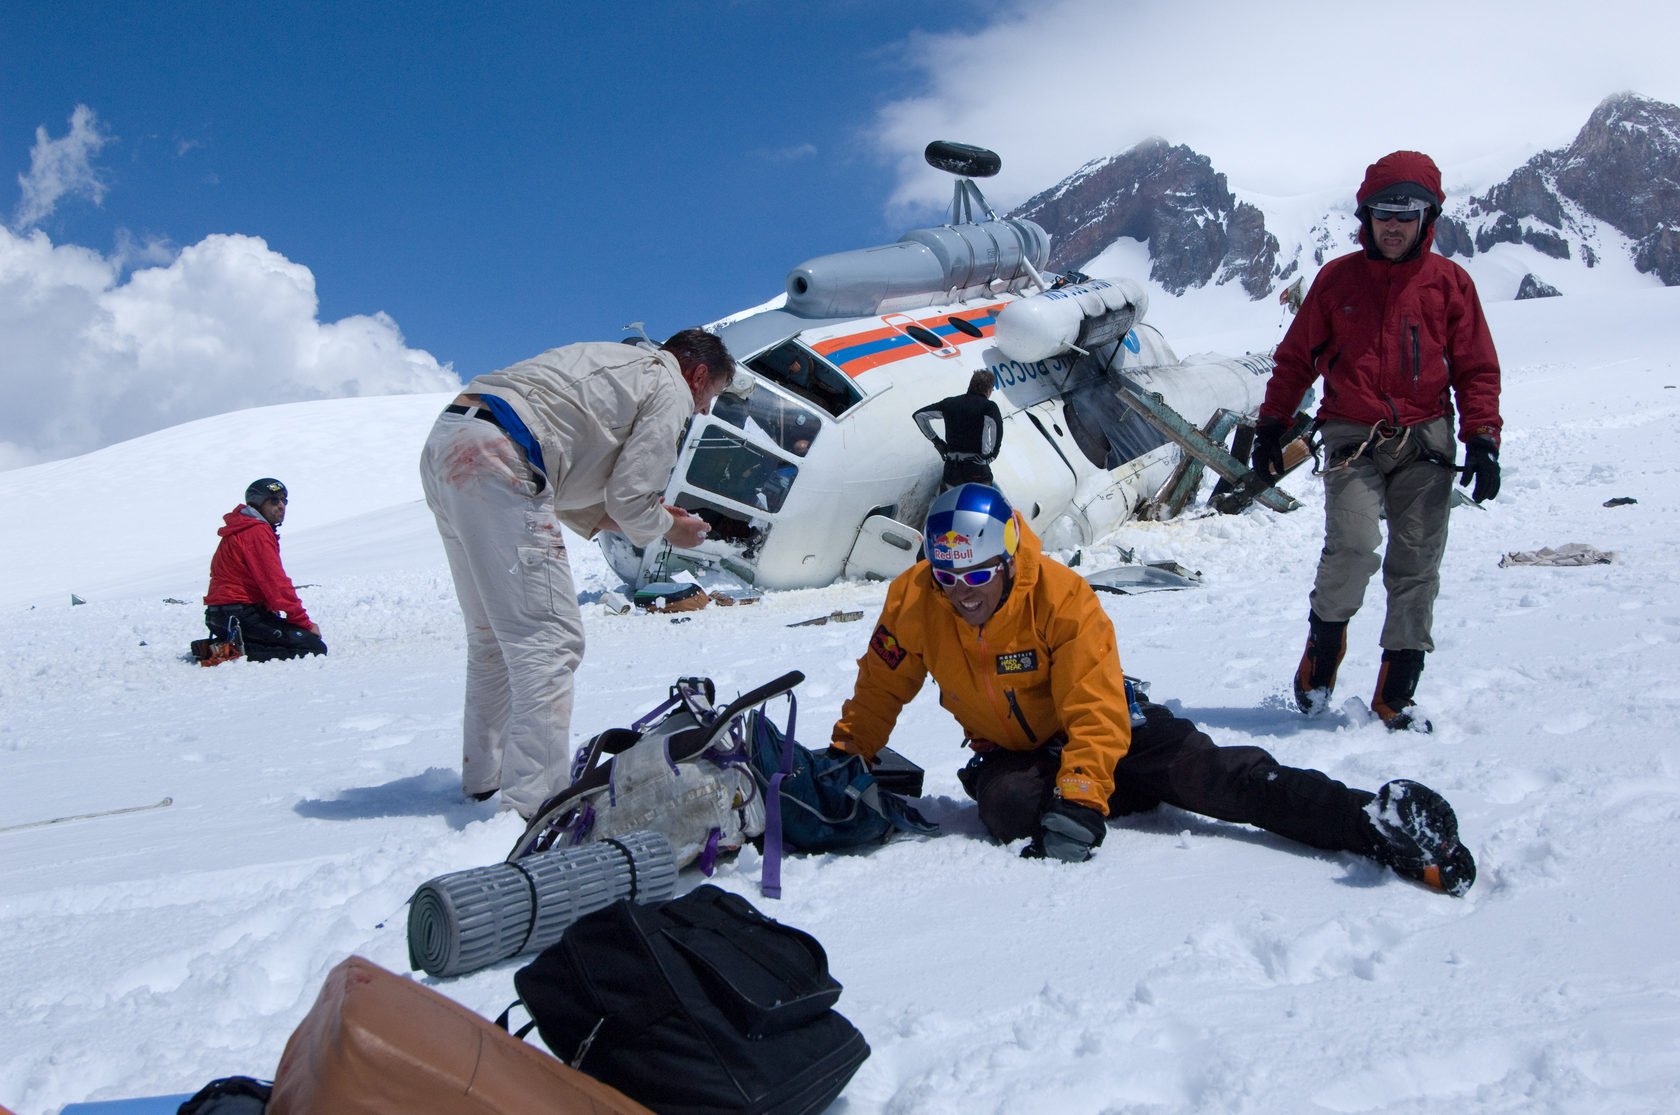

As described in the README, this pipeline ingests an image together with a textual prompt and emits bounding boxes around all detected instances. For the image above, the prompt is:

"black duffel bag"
[514,884,869,1114]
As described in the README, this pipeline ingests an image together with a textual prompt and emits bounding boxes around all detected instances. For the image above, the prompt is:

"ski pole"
[0,796,173,834]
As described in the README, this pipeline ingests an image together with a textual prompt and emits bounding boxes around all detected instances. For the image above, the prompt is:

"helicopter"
[601,141,1304,593]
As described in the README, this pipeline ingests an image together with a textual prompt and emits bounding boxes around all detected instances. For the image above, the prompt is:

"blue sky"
[3,2,977,375]
[4,0,1677,468]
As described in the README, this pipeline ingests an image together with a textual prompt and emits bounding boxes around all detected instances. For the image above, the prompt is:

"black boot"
[1372,649,1431,732]
[1293,613,1348,714]
[1365,779,1476,896]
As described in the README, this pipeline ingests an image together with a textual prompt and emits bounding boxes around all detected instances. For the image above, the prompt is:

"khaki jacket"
[467,343,688,546]
[831,518,1132,814]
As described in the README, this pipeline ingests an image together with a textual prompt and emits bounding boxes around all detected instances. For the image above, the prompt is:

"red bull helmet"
[924,483,1019,571]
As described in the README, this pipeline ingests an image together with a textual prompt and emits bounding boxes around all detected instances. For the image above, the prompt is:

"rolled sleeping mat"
[407,829,677,978]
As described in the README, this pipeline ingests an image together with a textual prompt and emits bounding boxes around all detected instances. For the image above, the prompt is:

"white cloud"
[871,0,1680,216]
[0,226,459,469]
[13,104,112,230]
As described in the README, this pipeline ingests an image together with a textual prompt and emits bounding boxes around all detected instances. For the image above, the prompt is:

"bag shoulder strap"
[667,670,804,764]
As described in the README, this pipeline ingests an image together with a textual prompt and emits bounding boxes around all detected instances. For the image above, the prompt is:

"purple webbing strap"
[759,694,799,900]
[697,828,722,876]
[631,692,684,732]
[562,801,595,846]
[763,770,785,899]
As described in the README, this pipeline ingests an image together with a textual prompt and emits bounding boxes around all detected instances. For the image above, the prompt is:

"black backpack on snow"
[513,884,869,1114]
[176,1076,271,1114]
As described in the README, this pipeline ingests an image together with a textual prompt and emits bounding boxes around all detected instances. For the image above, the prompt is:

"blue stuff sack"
[748,710,936,896]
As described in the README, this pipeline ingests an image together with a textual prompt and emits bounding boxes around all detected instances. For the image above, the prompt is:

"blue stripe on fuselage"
[826,312,999,370]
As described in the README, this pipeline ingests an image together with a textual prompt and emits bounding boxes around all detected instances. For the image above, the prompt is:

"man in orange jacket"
[830,484,1475,894]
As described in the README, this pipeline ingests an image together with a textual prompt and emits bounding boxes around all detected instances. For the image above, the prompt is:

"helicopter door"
[844,514,922,582]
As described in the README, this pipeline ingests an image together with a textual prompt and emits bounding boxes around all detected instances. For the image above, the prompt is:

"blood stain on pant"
[443,442,486,486]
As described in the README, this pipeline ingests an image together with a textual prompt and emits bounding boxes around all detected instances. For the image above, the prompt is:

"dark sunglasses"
[932,566,1001,588]
[1370,209,1422,224]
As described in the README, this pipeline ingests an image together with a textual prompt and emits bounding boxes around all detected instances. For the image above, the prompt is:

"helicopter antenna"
[952,178,996,224]
[925,140,1002,225]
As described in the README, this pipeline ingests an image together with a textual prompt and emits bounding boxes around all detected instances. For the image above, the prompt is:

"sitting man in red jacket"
[829,483,1475,895]
[203,478,328,662]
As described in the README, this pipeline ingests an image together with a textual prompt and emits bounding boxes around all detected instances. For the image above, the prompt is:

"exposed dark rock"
[1634,225,1680,284]
[1516,274,1562,299]
[1523,229,1571,259]
[1481,160,1566,228]
[1475,214,1523,254]
[1433,215,1475,259]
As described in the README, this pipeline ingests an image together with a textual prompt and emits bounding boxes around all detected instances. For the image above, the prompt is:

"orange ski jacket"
[830,517,1132,814]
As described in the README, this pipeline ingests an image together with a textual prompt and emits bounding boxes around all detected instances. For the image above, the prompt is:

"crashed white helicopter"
[603,142,1304,593]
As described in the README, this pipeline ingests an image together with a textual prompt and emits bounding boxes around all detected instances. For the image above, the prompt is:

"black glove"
[1250,419,1287,487]
[1024,798,1106,862]
[1459,436,1500,502]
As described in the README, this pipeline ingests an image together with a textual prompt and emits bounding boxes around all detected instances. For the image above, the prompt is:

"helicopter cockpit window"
[683,424,804,515]
[745,342,860,418]
[709,379,824,456]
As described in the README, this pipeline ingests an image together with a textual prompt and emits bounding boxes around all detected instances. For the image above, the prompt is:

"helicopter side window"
[746,342,860,418]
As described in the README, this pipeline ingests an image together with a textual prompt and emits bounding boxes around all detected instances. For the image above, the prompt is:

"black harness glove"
[1251,419,1287,487]
[1459,436,1500,502]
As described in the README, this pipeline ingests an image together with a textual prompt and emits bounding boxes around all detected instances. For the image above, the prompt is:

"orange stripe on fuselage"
[811,305,1005,377]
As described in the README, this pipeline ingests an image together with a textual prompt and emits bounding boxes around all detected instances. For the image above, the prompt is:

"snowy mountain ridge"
[1012,92,1680,307]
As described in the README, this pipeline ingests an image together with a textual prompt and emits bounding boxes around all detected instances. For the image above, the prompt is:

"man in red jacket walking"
[1252,151,1502,732]
[203,478,328,662]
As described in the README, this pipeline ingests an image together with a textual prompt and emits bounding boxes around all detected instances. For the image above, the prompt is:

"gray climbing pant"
[1309,416,1456,652]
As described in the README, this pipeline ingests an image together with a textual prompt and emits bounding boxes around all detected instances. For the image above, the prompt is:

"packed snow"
[4,285,1680,1114]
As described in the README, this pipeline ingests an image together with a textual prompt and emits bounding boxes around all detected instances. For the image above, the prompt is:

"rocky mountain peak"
[1556,92,1680,238]
[1445,93,1680,285]
[1009,139,1278,298]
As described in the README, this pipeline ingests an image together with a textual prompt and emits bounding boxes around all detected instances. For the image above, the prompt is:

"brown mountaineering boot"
[1292,614,1348,714]
[1372,648,1431,732]
[190,637,243,667]
[1365,779,1475,896]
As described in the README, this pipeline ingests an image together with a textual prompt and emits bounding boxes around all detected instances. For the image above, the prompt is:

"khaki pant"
[420,412,583,818]
[1310,417,1456,652]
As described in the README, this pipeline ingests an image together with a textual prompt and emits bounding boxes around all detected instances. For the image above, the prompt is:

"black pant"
[205,603,328,663]
[959,706,1379,856]
[940,459,994,490]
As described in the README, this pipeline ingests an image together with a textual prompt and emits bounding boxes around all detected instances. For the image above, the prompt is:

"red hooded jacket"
[204,507,312,627]
[1261,151,1502,446]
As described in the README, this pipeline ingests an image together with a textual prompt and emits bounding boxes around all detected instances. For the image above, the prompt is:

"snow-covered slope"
[3,289,1680,1114]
